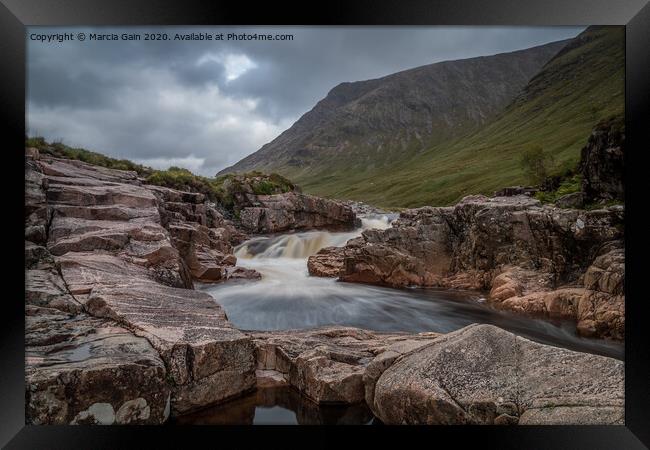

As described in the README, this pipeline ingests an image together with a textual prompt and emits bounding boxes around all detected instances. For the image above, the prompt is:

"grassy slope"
[289,26,624,208]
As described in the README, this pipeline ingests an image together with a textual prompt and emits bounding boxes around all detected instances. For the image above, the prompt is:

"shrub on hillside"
[520,146,555,185]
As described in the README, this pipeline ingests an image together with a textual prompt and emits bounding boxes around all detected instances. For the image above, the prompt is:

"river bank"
[24,149,624,426]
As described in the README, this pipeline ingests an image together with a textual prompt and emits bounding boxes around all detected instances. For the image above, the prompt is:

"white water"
[235,215,392,260]
[201,214,623,360]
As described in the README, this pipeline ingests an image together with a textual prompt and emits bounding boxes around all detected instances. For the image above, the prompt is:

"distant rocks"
[239,192,358,234]
[493,186,537,197]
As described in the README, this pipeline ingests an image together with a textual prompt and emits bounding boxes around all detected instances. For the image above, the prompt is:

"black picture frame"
[2,0,649,448]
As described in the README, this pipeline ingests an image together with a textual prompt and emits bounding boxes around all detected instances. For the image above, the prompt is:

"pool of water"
[172,386,377,425]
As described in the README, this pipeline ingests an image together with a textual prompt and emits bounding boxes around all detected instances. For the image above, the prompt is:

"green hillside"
[290,26,624,208]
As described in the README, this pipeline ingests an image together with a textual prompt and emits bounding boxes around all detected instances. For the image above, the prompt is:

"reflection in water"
[173,386,376,425]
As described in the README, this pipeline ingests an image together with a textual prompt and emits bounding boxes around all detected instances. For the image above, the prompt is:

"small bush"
[521,146,555,185]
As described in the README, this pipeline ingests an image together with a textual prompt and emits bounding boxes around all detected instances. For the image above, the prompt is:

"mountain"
[220,40,568,176]
[221,26,624,208]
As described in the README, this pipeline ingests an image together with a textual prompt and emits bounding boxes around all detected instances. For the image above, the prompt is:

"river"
[201,214,622,359]
[189,214,623,424]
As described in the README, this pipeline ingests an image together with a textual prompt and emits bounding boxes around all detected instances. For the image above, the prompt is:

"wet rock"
[308,246,347,277]
[501,288,584,320]
[25,306,170,425]
[370,324,623,425]
[224,266,262,280]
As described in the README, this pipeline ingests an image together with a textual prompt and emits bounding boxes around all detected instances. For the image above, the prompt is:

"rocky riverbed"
[24,148,624,425]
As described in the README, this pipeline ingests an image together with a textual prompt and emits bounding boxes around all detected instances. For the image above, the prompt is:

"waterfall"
[235,214,394,260]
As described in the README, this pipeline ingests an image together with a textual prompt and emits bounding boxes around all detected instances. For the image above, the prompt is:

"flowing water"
[202,214,622,360]
[192,214,623,424]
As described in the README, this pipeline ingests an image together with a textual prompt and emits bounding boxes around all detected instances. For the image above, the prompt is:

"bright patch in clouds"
[132,156,206,173]
[197,52,258,82]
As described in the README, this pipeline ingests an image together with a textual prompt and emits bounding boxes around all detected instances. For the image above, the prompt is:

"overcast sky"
[27,26,584,176]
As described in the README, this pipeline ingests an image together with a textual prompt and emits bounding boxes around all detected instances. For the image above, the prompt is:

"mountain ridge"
[219,39,571,177]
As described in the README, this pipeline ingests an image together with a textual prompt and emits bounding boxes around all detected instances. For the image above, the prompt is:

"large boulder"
[307,245,348,277]
[239,192,358,234]
[369,324,623,425]
[335,195,622,290]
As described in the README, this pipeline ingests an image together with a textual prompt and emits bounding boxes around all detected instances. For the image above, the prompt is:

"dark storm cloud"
[27,26,584,175]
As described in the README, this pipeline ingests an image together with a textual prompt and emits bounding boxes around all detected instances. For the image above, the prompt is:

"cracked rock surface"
[368,324,624,425]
